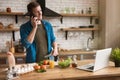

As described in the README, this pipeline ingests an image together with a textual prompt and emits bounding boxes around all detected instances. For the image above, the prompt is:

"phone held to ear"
[30,12,41,22]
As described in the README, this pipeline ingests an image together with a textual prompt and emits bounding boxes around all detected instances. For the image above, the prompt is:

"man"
[20,2,58,63]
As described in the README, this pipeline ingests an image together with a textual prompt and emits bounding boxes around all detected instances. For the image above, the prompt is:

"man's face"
[32,6,42,20]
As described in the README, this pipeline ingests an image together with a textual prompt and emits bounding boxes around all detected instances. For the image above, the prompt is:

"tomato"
[43,60,48,65]
[33,65,41,70]
[47,60,50,65]
[40,65,47,70]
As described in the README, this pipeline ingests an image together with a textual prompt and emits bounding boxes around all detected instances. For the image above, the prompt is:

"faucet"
[86,37,93,51]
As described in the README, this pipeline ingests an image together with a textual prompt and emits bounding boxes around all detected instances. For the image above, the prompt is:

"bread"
[0,22,4,29]
[7,24,14,29]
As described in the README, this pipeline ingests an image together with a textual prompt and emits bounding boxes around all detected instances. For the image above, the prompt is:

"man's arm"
[27,27,37,43]
[52,41,58,56]
[27,17,41,43]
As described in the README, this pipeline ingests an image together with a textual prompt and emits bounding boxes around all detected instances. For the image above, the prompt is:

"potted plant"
[110,48,120,67]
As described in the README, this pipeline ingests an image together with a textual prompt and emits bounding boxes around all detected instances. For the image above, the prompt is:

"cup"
[49,60,55,69]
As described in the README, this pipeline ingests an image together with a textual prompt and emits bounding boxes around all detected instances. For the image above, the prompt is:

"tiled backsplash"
[0,0,98,52]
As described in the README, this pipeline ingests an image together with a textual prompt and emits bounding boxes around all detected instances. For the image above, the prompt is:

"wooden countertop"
[0,53,26,58]
[59,49,96,56]
[1,60,120,80]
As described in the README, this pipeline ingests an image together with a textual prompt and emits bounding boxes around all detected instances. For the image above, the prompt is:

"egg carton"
[15,63,36,75]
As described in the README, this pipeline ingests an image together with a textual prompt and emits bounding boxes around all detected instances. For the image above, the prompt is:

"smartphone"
[30,12,40,21]
[30,12,36,18]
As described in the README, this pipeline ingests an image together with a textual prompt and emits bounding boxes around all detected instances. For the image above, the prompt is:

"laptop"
[76,48,112,72]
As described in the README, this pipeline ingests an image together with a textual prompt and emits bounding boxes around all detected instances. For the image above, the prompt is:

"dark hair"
[27,2,40,16]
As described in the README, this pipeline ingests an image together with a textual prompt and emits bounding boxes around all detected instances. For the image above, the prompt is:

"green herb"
[110,48,120,62]
[38,61,43,66]
[37,69,46,73]
[58,58,71,68]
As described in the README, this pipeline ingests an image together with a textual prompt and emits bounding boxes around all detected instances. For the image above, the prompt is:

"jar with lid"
[6,7,11,13]
[72,55,77,67]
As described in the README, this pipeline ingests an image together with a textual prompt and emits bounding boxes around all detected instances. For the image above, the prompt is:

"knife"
[44,50,58,61]
[44,52,52,58]
[44,51,53,58]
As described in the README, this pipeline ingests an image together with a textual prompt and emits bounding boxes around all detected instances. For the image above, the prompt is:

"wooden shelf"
[0,12,24,16]
[0,12,24,23]
[0,28,20,41]
[61,13,98,17]
[60,13,98,24]
[0,28,19,32]
[61,27,99,40]
[61,27,99,31]
[0,53,26,58]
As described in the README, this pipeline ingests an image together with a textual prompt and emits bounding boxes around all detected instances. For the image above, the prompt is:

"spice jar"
[72,55,78,67]
[9,38,15,53]
[6,7,11,13]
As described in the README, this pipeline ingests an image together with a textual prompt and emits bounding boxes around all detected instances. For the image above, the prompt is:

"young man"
[20,2,58,63]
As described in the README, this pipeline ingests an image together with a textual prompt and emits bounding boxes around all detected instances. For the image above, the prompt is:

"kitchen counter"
[1,60,120,80]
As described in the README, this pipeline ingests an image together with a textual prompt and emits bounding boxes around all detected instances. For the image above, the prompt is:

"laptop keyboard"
[87,66,94,70]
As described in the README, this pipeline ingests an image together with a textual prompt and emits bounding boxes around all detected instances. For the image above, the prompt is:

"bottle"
[7,52,16,69]
[12,67,17,77]
[9,38,15,53]
[88,7,92,14]
[72,55,77,67]
[81,9,84,14]
[6,68,13,80]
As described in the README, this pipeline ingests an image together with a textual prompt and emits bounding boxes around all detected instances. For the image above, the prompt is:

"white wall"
[0,0,99,52]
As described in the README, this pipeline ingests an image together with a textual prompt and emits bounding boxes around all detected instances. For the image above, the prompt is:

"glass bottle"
[72,55,77,67]
[88,7,92,14]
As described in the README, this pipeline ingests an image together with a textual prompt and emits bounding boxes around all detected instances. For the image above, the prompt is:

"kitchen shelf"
[0,52,26,58]
[61,13,98,17]
[61,27,99,31]
[0,52,26,64]
[0,12,24,15]
[60,13,98,24]
[61,27,99,40]
[0,28,19,31]
[0,12,24,23]
[0,28,20,41]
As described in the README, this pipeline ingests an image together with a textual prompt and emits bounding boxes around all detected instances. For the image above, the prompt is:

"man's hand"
[52,49,58,56]
[31,16,41,29]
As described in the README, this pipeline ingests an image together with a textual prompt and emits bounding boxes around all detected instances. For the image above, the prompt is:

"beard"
[37,15,42,20]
